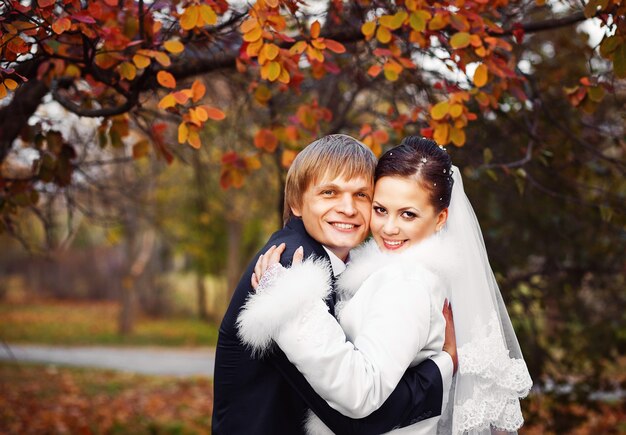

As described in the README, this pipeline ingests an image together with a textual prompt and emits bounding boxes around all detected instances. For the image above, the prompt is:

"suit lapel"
[285,217,337,316]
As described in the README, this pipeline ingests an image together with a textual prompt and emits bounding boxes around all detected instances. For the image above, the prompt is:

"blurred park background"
[1,0,625,433]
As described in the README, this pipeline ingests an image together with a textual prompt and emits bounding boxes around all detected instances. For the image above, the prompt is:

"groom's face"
[291,174,373,261]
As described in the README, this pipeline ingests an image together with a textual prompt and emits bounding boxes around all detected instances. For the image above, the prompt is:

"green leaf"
[613,41,626,79]
[483,147,493,164]
[587,86,606,102]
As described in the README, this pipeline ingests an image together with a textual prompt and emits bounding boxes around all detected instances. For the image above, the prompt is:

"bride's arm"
[237,258,436,418]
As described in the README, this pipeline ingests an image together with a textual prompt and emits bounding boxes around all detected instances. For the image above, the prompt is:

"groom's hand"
[442,299,458,374]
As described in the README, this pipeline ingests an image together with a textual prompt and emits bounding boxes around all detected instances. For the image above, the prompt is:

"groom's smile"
[291,174,373,261]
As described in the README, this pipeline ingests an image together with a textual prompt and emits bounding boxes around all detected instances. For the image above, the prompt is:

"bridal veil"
[437,166,533,434]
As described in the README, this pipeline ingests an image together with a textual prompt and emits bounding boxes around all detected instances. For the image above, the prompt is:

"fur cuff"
[236,258,332,356]
[305,410,334,435]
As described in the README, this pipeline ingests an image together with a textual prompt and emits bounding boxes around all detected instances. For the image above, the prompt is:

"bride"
[237,136,532,434]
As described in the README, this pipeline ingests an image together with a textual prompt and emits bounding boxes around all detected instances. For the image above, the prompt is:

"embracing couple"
[212,135,532,434]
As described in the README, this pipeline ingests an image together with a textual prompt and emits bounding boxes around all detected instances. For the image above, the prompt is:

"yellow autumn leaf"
[164,40,184,54]
[133,54,151,69]
[264,43,280,61]
[180,5,199,31]
[428,13,447,31]
[376,26,392,44]
[194,106,209,122]
[158,93,176,109]
[310,20,321,39]
[306,46,324,62]
[450,32,471,49]
[153,51,171,67]
[243,26,262,42]
[187,128,201,149]
[267,61,281,81]
[361,21,376,38]
[430,101,450,121]
[240,18,258,34]
[199,4,217,26]
[277,68,290,84]
[157,70,176,89]
[450,127,466,146]
[384,68,399,81]
[118,62,137,80]
[473,64,488,88]
[433,123,450,145]
[449,104,464,118]
[3,78,18,90]
[379,14,404,31]
[0,83,7,99]
[409,12,427,32]
[178,122,189,144]
[289,41,308,55]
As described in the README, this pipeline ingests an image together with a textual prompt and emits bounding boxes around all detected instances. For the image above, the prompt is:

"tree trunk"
[196,272,208,321]
[226,220,243,300]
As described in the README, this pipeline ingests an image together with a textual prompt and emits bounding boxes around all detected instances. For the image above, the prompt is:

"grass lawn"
[0,300,219,347]
[0,361,212,434]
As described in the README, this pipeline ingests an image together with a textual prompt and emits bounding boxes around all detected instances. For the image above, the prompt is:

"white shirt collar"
[322,246,347,277]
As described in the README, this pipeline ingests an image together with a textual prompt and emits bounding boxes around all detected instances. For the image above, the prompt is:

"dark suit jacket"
[212,217,444,434]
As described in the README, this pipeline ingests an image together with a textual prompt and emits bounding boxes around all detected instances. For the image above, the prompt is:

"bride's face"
[370,176,448,253]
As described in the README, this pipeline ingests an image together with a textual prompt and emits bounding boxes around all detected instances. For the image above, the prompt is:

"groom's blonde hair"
[283,134,377,225]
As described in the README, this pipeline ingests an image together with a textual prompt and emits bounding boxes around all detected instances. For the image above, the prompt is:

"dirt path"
[0,343,215,377]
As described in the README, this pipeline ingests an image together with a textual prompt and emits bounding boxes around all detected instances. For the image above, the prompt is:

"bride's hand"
[251,243,285,289]
[251,244,304,290]
[442,299,458,374]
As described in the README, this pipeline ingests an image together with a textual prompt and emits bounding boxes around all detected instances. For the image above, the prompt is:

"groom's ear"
[290,205,302,217]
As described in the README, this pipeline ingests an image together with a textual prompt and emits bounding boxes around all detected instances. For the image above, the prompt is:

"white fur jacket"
[237,236,453,434]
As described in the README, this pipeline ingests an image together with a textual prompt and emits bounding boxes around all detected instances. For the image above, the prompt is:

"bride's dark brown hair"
[375,136,453,212]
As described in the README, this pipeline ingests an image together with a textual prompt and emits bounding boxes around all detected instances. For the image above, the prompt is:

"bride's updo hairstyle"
[375,136,453,212]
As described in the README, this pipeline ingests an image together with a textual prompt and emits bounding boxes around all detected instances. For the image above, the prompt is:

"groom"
[212,135,455,434]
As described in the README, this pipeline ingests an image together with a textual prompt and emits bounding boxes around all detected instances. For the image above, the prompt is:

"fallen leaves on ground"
[0,362,213,434]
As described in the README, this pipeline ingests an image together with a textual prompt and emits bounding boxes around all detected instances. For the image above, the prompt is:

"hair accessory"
[434,182,437,186]
[389,152,393,156]
[443,169,447,173]
[421,157,428,163]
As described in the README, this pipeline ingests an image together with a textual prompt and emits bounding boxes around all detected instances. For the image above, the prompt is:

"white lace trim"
[453,311,533,434]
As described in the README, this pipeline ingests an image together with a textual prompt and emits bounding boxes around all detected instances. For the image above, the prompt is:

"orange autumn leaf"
[157,71,176,89]
[368,64,382,77]
[163,40,184,54]
[191,80,206,102]
[3,78,19,90]
[324,39,346,54]
[133,54,150,69]
[178,122,189,143]
[281,149,298,168]
[254,128,278,152]
[310,21,321,39]
[200,106,225,120]
[473,64,489,87]
[52,17,71,35]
